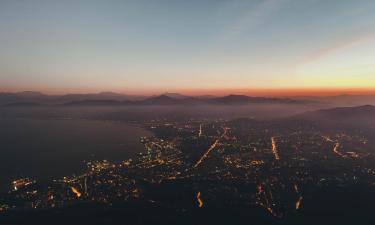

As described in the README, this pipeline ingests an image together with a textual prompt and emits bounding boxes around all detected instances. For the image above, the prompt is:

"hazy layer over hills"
[0,92,307,106]
[294,105,375,126]
[2,91,375,107]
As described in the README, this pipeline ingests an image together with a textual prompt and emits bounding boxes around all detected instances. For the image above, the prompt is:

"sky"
[0,0,375,96]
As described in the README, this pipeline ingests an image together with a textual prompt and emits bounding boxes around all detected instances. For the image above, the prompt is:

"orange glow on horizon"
[144,87,375,97]
[1,85,375,97]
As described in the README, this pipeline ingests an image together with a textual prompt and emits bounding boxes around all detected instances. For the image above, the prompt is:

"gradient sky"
[0,0,375,95]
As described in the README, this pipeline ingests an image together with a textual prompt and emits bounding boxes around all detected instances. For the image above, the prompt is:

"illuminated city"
[1,111,375,224]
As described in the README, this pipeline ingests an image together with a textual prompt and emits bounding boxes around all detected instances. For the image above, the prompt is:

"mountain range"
[0,92,306,106]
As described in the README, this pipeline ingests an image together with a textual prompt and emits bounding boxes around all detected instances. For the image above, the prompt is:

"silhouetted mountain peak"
[162,93,190,99]
[142,95,180,104]
[210,95,251,103]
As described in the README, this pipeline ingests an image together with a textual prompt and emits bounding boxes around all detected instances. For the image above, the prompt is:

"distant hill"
[0,91,51,105]
[16,91,45,97]
[56,92,146,103]
[0,92,146,106]
[140,95,204,105]
[141,95,186,105]
[161,93,191,99]
[62,94,306,106]
[294,105,375,125]
[63,99,131,106]
[1,92,308,107]
[207,95,299,104]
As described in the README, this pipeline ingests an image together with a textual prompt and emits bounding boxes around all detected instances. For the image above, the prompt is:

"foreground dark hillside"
[1,185,374,225]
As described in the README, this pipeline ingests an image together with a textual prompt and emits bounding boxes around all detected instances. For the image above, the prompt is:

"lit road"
[333,142,344,156]
[295,196,303,210]
[197,192,203,208]
[271,137,280,160]
[322,136,344,157]
[71,187,82,198]
[193,127,227,168]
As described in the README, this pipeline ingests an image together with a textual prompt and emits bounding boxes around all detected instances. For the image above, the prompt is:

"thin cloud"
[299,30,375,65]
[221,0,288,42]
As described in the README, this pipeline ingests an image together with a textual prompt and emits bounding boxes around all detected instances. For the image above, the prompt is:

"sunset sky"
[0,0,375,96]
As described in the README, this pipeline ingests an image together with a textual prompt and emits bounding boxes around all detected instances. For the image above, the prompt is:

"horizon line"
[1,87,375,97]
